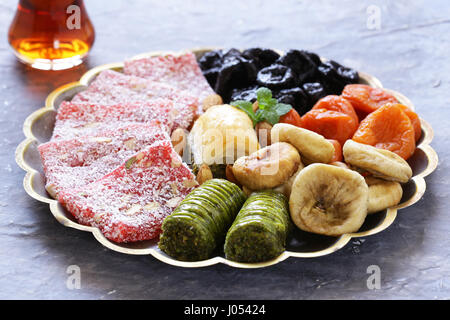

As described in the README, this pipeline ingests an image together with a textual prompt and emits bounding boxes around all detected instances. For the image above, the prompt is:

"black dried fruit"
[198,50,224,71]
[230,86,259,102]
[277,49,318,83]
[329,60,359,84]
[256,64,296,90]
[223,48,243,60]
[198,50,226,89]
[212,49,258,100]
[317,61,346,93]
[214,60,238,99]
[276,93,296,106]
[303,50,322,66]
[274,87,310,115]
[242,48,280,69]
[315,60,360,94]
[302,82,327,105]
[202,67,220,88]
[199,48,360,108]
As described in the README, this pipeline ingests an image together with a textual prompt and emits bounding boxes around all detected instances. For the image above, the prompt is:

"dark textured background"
[0,0,448,299]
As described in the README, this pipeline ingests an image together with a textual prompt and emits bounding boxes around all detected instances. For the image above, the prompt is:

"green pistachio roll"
[158,179,246,261]
[224,190,291,263]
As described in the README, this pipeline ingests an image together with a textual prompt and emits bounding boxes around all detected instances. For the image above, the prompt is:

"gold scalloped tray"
[15,48,438,268]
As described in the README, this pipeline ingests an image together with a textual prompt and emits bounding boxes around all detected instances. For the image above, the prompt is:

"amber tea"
[8,0,95,70]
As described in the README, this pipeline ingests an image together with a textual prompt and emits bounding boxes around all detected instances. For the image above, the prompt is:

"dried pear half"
[343,140,412,183]
[289,163,368,236]
[232,142,301,190]
[271,123,335,164]
[365,176,403,214]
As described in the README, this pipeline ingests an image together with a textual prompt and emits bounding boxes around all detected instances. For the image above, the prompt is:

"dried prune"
[256,64,295,90]
[329,60,359,84]
[303,50,322,66]
[302,82,327,105]
[202,67,220,88]
[199,50,226,89]
[275,92,296,106]
[242,48,280,69]
[199,48,361,108]
[273,87,310,115]
[230,86,259,102]
[223,48,243,59]
[277,49,318,83]
[198,50,224,71]
[316,60,360,94]
[214,52,258,100]
[214,60,239,99]
[239,57,258,84]
[317,61,346,93]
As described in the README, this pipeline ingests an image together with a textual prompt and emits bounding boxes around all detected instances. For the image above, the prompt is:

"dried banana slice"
[232,142,301,190]
[271,123,335,164]
[289,163,368,236]
[343,140,412,183]
[365,177,403,214]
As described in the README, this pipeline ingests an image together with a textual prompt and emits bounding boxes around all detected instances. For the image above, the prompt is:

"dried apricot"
[342,84,398,114]
[352,104,415,160]
[279,108,302,127]
[327,139,343,162]
[390,103,421,142]
[312,95,359,126]
[301,108,358,146]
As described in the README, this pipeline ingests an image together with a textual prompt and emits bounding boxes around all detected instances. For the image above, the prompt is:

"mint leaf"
[231,100,257,125]
[256,109,280,125]
[230,87,293,127]
[256,87,272,103]
[274,103,292,116]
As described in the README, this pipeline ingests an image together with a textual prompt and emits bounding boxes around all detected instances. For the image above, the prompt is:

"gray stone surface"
[0,0,448,299]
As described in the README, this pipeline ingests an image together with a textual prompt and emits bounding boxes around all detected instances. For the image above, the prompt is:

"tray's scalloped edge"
[15,48,438,268]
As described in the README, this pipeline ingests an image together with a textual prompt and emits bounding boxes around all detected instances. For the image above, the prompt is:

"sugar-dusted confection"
[40,123,170,199]
[72,70,198,130]
[52,100,175,140]
[59,140,198,243]
[124,52,216,102]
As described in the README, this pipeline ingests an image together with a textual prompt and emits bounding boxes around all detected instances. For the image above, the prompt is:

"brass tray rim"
[15,48,438,268]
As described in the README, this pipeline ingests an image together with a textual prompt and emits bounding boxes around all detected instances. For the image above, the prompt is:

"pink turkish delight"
[123,52,215,102]
[52,100,176,140]
[58,140,198,243]
[72,70,198,130]
[40,123,169,198]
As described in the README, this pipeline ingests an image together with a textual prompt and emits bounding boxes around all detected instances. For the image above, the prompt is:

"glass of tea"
[8,0,95,70]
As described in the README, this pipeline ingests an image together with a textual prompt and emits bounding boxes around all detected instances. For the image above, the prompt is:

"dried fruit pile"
[300,84,420,161]
[39,48,424,264]
[198,48,360,115]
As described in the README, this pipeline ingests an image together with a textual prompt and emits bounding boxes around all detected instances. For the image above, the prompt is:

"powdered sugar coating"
[52,101,176,140]
[59,140,198,243]
[40,123,170,198]
[123,52,215,102]
[72,70,198,130]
